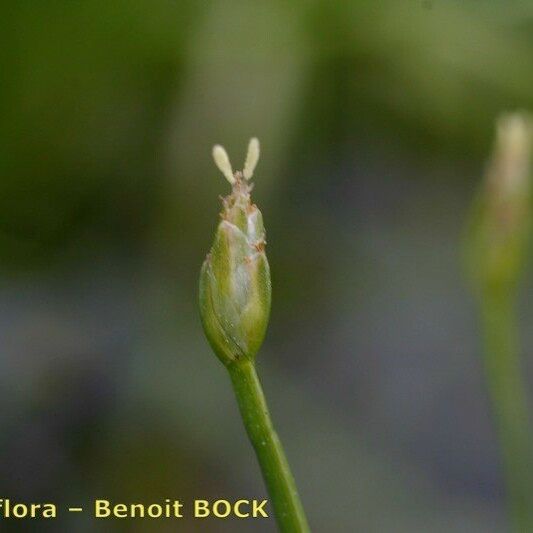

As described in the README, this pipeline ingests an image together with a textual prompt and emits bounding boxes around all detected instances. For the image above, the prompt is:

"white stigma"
[243,137,260,180]
[212,144,235,184]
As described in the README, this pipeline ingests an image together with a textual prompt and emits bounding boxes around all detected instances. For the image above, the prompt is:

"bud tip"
[492,112,532,196]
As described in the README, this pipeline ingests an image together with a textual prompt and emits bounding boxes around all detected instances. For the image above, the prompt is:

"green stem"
[481,285,533,532]
[228,360,310,533]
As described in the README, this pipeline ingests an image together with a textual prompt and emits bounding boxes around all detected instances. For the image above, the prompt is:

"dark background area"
[1,1,533,531]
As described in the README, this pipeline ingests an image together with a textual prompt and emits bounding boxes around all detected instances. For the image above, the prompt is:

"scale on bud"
[199,138,271,366]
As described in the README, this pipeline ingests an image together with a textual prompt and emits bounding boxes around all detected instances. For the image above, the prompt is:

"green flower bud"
[466,113,532,292]
[199,139,271,366]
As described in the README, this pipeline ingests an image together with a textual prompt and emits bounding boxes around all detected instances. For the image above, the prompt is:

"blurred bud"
[466,112,533,290]
[199,139,271,366]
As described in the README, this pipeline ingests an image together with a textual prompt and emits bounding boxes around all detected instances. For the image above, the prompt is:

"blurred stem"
[228,361,310,533]
[481,284,533,532]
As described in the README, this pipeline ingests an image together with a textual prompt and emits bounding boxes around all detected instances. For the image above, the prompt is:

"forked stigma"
[212,138,261,184]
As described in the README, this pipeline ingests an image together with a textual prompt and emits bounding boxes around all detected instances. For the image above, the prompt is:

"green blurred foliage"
[2,1,533,268]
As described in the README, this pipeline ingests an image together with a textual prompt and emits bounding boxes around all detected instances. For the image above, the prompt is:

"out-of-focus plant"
[199,139,309,532]
[465,112,533,531]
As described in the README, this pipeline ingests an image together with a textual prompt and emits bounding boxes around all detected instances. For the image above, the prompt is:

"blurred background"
[1,1,533,531]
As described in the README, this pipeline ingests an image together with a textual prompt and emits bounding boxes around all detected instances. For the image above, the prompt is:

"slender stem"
[480,284,533,532]
[228,361,310,533]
